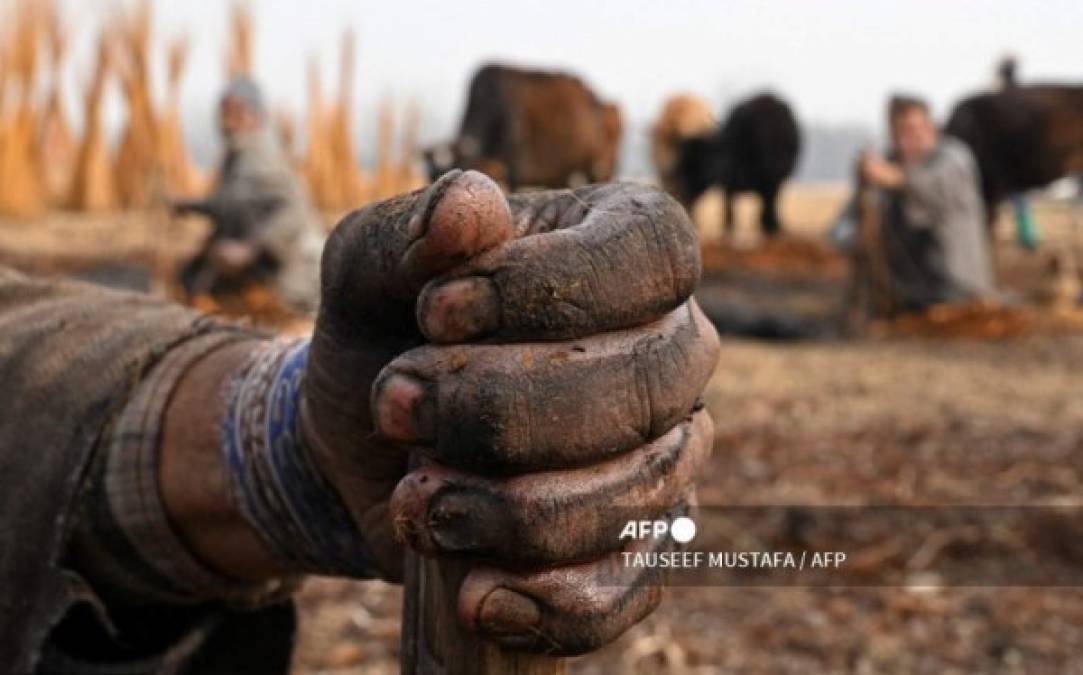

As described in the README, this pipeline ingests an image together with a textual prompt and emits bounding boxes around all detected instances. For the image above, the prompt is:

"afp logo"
[619,516,697,543]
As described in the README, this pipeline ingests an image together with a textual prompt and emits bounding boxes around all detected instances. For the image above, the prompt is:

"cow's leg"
[986,199,1002,285]
[501,118,520,191]
[722,189,735,241]
[761,183,782,237]
[505,158,520,193]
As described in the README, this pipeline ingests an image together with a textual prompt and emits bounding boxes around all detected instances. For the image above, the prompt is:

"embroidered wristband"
[221,338,378,577]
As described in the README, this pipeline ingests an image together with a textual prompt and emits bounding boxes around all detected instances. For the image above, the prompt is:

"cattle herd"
[428,59,1083,236]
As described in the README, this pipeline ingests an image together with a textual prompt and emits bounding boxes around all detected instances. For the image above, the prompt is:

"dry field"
[293,332,1083,675]
[2,185,1083,673]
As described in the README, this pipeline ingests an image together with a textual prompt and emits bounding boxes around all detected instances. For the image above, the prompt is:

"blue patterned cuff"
[222,338,378,577]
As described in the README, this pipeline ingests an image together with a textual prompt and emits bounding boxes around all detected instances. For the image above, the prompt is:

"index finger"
[416,183,700,343]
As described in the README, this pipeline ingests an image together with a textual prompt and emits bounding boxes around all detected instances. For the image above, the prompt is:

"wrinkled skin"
[300,170,721,655]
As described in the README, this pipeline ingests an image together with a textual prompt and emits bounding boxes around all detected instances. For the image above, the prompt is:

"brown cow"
[426,64,623,190]
[651,94,715,198]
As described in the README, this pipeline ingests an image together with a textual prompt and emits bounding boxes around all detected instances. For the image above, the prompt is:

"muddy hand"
[373,182,720,655]
[301,170,514,580]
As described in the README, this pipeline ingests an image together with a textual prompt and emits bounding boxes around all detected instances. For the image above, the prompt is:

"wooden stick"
[401,551,567,675]
[860,179,894,319]
[847,162,893,332]
[401,450,566,675]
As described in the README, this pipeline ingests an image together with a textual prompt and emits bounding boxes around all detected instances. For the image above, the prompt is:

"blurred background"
[28,0,1083,180]
[3,1,1083,673]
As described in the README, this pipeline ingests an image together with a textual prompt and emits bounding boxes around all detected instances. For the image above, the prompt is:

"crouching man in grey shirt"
[845,94,996,311]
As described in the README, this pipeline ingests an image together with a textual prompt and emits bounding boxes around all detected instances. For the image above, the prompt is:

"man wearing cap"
[176,77,325,313]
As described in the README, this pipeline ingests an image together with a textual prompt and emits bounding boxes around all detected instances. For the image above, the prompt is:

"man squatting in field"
[0,169,721,672]
[174,78,326,313]
[837,95,996,311]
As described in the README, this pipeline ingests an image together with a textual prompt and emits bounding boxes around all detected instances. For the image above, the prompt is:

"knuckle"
[494,253,597,340]
[436,368,526,471]
[541,585,663,656]
[642,197,701,301]
[632,318,699,438]
[493,190,703,341]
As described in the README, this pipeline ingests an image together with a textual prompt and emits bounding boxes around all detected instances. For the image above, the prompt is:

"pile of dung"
[873,302,1083,340]
[701,236,848,280]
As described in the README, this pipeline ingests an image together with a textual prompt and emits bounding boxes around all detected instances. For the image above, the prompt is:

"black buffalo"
[671,93,801,237]
[945,84,1083,223]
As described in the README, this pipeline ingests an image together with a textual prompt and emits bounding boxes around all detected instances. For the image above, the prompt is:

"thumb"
[305,170,512,445]
[316,169,513,342]
[299,171,512,581]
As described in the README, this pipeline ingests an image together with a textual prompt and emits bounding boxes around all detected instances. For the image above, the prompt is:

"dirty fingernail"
[478,588,541,636]
[426,489,507,553]
[419,277,501,343]
[389,470,429,548]
[373,373,435,442]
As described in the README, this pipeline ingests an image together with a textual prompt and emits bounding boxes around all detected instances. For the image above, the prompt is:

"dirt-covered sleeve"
[0,266,256,672]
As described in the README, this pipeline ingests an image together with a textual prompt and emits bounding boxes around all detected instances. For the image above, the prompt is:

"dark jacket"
[0,267,294,673]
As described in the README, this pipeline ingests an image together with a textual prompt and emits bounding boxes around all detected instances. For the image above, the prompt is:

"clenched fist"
[301,170,720,654]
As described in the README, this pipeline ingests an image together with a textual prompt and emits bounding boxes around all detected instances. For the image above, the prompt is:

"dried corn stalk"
[113,0,164,209]
[373,96,396,200]
[397,99,425,193]
[327,30,368,208]
[303,31,369,211]
[0,0,47,217]
[68,34,116,211]
[159,37,204,197]
[227,3,253,77]
[38,0,75,204]
[301,57,335,208]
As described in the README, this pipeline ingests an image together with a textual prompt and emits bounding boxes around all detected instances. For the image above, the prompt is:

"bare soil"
[3,187,1082,674]
[289,332,1083,675]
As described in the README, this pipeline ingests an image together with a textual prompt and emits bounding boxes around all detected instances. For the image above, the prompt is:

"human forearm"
[68,330,299,610]
[72,326,387,612]
[158,337,289,582]
[861,153,905,190]
[63,171,719,659]
[159,331,385,587]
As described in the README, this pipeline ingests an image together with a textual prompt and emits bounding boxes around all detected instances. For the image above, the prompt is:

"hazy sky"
[55,0,1083,171]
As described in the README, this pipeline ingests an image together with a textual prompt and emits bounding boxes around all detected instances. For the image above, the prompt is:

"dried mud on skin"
[292,335,1083,675]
